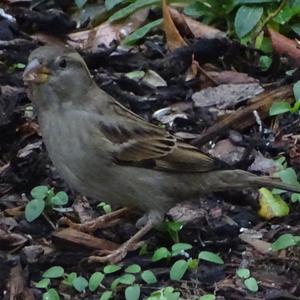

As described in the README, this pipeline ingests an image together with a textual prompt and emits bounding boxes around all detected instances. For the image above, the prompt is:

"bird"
[23,45,300,263]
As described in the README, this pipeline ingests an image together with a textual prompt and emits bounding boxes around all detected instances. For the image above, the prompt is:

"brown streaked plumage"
[23,45,300,262]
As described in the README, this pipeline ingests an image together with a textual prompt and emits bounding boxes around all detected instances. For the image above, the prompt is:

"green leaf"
[105,0,127,10]
[234,5,263,38]
[258,188,289,219]
[74,0,87,9]
[141,270,157,284]
[89,272,104,292]
[42,266,64,279]
[236,268,250,279]
[259,56,272,71]
[171,243,193,256]
[31,186,48,200]
[187,258,199,270]
[63,272,77,286]
[235,0,275,4]
[125,71,145,80]
[51,191,68,206]
[170,259,188,281]
[103,264,121,274]
[291,23,300,35]
[42,288,60,300]
[109,0,159,22]
[147,286,180,300]
[276,167,299,185]
[166,221,183,243]
[25,199,45,222]
[35,278,50,289]
[100,290,113,300]
[124,18,163,45]
[291,193,300,202]
[125,264,141,274]
[269,102,291,116]
[199,294,216,300]
[118,274,136,285]
[272,2,300,25]
[271,233,300,251]
[72,276,88,292]
[125,284,140,300]
[244,277,259,292]
[164,286,180,300]
[97,201,112,214]
[14,63,26,69]
[293,80,300,101]
[152,247,171,262]
[198,251,224,265]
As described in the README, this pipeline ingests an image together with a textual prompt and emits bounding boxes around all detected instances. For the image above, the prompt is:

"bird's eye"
[58,58,67,68]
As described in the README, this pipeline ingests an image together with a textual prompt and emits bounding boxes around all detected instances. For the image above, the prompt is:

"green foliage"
[259,55,272,70]
[103,264,122,274]
[89,272,104,291]
[199,295,216,300]
[13,63,26,69]
[36,278,50,289]
[272,157,300,202]
[258,187,290,219]
[169,259,189,281]
[236,268,251,279]
[125,264,142,273]
[42,288,60,300]
[100,290,113,300]
[234,5,263,38]
[270,80,300,116]
[109,0,159,22]
[141,270,157,284]
[72,276,88,292]
[124,18,163,45]
[25,186,69,222]
[152,247,171,262]
[198,251,224,265]
[146,286,180,300]
[74,0,87,9]
[244,277,259,292]
[35,242,228,299]
[271,233,300,251]
[97,201,112,214]
[82,0,300,47]
[43,266,65,279]
[236,268,259,292]
[125,284,141,300]
[171,243,193,256]
[105,0,128,11]
[157,220,183,243]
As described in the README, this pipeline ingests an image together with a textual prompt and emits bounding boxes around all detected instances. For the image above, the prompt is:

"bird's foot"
[58,207,129,233]
[88,241,144,264]
[88,220,153,263]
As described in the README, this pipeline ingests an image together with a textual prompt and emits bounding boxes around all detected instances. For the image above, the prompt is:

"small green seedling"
[25,185,69,222]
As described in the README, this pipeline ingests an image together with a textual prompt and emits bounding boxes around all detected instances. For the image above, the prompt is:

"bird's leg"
[88,219,153,263]
[59,207,129,233]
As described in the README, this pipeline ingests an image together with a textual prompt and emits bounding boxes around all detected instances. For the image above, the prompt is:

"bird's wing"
[97,100,223,172]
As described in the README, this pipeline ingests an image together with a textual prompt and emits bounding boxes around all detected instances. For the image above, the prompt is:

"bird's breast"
[38,109,117,197]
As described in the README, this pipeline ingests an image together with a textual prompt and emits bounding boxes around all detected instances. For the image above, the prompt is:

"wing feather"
[97,99,223,172]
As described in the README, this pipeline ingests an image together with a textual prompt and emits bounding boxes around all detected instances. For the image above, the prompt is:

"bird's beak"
[23,59,50,84]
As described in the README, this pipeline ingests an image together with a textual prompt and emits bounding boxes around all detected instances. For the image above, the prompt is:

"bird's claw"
[88,241,145,264]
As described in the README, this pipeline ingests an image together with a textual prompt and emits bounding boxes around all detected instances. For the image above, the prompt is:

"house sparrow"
[23,45,300,262]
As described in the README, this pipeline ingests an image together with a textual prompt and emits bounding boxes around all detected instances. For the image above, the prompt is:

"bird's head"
[23,45,94,108]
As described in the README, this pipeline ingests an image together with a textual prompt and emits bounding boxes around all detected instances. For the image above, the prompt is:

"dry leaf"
[162,0,186,51]
[169,7,226,39]
[268,28,300,66]
[68,8,149,51]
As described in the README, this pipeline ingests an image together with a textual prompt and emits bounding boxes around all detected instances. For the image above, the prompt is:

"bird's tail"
[208,169,300,193]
